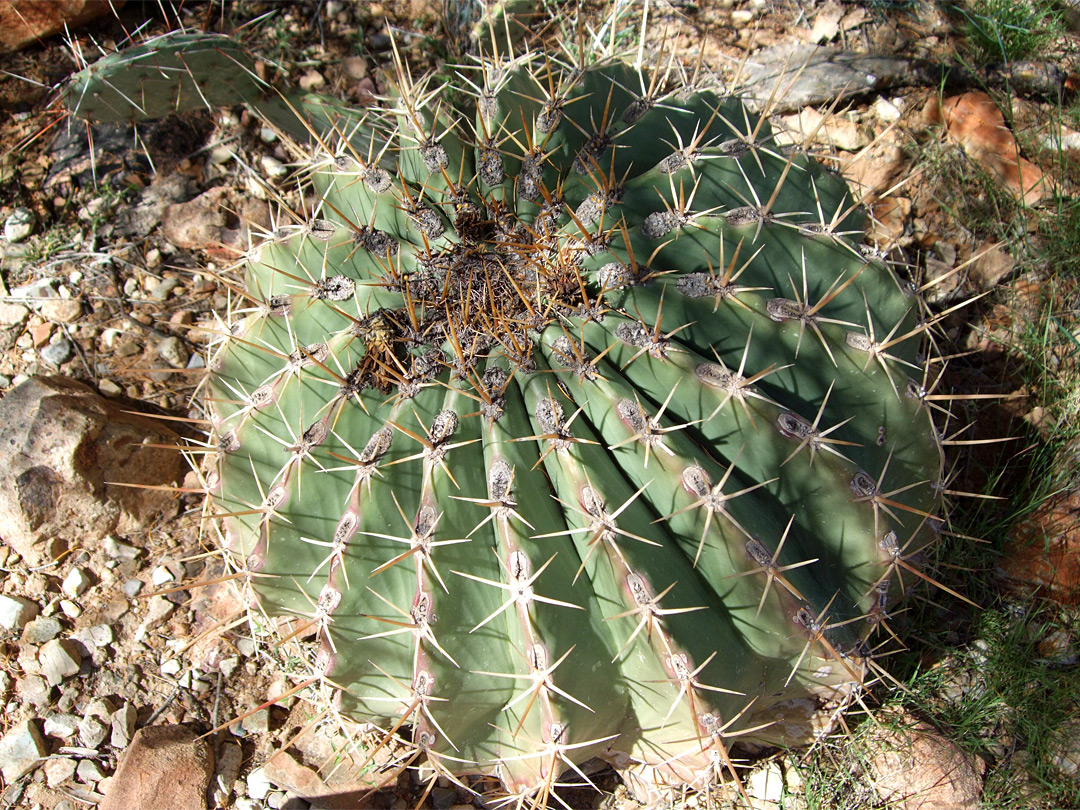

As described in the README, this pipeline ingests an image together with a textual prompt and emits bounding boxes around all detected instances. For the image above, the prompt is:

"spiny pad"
[63,31,262,123]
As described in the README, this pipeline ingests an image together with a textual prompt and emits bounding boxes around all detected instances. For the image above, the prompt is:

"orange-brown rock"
[100,724,213,810]
[1000,488,1080,604]
[0,1,122,53]
[924,92,1051,206]
[0,376,184,567]
[869,713,985,809]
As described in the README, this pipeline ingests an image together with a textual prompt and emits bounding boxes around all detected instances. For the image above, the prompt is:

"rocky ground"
[0,1,1079,809]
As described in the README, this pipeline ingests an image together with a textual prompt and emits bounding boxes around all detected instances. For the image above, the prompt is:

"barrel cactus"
[64,23,946,803]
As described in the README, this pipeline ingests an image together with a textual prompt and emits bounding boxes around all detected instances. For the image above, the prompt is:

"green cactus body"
[66,30,944,799]
[63,31,262,123]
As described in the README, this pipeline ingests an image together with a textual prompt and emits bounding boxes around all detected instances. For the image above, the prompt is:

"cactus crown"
[64,20,946,805]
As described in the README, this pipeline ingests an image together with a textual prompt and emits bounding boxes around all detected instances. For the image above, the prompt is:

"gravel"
[39,638,83,686]
[40,336,74,366]
[3,207,37,243]
[0,719,47,782]
[44,757,78,788]
[111,703,137,748]
[62,567,92,598]
[43,713,81,738]
[0,594,39,630]
[22,616,61,644]
[78,715,109,749]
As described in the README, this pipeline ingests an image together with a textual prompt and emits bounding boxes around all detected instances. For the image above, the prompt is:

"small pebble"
[214,743,243,807]
[99,328,121,349]
[298,69,326,91]
[122,579,144,598]
[78,197,108,221]
[0,720,47,782]
[0,594,39,631]
[39,639,82,686]
[151,565,176,586]
[10,277,57,301]
[114,338,142,358]
[110,702,136,749]
[44,756,77,787]
[261,155,287,179]
[133,596,175,643]
[104,535,141,560]
[22,616,62,644]
[152,277,181,301]
[242,708,269,735]
[16,674,52,708]
[76,758,105,783]
[4,207,37,243]
[431,786,457,809]
[209,145,234,164]
[78,715,108,749]
[85,697,116,718]
[31,320,54,347]
[41,336,74,367]
[72,624,114,652]
[872,96,903,123]
[160,658,182,677]
[40,297,83,323]
[343,55,368,80]
[98,379,123,397]
[156,336,189,368]
[43,713,80,739]
[247,175,269,200]
[247,767,272,801]
[57,689,77,713]
[59,600,82,619]
[62,567,91,598]
[0,302,28,327]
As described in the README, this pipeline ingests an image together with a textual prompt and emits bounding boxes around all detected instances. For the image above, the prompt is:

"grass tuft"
[957,0,1064,64]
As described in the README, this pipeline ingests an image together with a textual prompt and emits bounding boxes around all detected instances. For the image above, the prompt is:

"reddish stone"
[0,376,184,566]
[1000,489,1080,604]
[0,1,122,53]
[260,749,398,809]
[869,713,984,809]
[925,92,1051,206]
[99,724,213,810]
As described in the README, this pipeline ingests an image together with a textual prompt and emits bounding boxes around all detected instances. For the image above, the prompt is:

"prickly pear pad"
[62,31,261,123]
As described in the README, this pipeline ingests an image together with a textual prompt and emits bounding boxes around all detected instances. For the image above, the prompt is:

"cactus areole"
[66,30,945,800]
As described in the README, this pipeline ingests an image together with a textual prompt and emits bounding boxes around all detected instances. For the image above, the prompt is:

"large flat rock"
[0,376,184,565]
